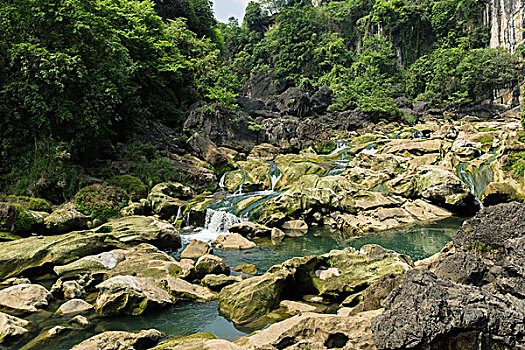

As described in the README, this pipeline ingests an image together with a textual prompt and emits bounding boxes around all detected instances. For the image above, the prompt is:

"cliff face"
[487,0,525,52]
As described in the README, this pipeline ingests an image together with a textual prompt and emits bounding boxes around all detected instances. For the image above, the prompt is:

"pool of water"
[211,217,465,274]
[31,217,464,350]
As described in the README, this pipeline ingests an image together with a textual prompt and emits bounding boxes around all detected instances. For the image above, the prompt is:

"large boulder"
[75,184,128,221]
[0,284,51,314]
[56,299,93,317]
[219,247,411,325]
[95,276,173,316]
[372,269,525,349]
[410,166,477,213]
[43,208,90,234]
[218,268,293,324]
[0,216,181,280]
[271,87,312,117]
[148,182,194,219]
[310,86,333,114]
[453,202,525,298]
[481,182,518,206]
[242,310,382,350]
[54,244,188,288]
[71,329,163,350]
[194,255,230,279]
[187,133,231,169]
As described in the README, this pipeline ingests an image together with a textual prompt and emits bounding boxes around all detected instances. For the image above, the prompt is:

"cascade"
[218,173,226,188]
[269,163,282,191]
[235,169,248,195]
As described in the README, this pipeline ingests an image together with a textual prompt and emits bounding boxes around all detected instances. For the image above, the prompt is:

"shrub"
[75,184,128,221]
[105,175,148,202]
[0,195,52,212]
[5,139,83,204]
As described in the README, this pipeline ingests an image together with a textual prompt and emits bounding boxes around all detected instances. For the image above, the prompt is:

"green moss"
[104,175,147,202]
[477,135,493,144]
[478,127,496,132]
[75,184,128,221]
[0,195,52,212]
[464,241,505,253]
[12,205,33,234]
[352,134,378,145]
[503,152,525,175]
[314,141,336,154]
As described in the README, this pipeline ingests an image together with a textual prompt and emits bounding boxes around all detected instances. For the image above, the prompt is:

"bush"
[0,195,52,212]
[75,184,128,221]
[4,139,83,204]
[104,175,148,202]
[0,203,33,234]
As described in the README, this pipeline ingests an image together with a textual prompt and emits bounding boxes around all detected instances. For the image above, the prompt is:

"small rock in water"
[181,239,212,259]
[271,227,285,243]
[280,300,316,315]
[212,233,256,250]
[281,220,308,233]
[194,254,230,279]
[234,264,258,275]
[69,315,90,328]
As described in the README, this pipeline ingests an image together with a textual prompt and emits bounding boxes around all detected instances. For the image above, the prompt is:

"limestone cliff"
[487,0,525,52]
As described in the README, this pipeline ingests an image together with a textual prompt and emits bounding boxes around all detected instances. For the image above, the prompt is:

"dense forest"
[0,0,523,202]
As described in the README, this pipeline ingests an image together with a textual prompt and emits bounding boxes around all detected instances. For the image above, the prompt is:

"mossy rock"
[104,175,148,202]
[0,195,52,212]
[0,203,34,234]
[75,184,128,221]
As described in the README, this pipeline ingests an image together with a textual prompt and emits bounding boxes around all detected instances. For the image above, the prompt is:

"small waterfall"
[269,163,282,191]
[456,162,494,208]
[218,173,226,188]
[235,169,247,195]
[180,208,242,244]
[410,129,425,139]
[327,168,346,176]
[328,139,351,157]
[358,143,378,155]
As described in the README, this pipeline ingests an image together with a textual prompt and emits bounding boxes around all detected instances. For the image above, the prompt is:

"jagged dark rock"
[372,269,525,350]
[434,251,488,286]
[453,202,525,250]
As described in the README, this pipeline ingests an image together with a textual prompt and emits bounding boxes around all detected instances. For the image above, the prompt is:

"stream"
[36,213,463,350]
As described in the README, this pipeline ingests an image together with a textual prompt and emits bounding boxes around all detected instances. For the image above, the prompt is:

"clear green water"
[29,218,463,350]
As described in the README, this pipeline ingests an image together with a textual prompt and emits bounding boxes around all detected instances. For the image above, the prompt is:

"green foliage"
[12,206,34,234]
[75,184,128,221]
[477,136,494,144]
[0,0,220,169]
[314,141,336,154]
[4,139,83,203]
[104,175,148,202]
[124,142,186,187]
[0,195,52,213]
[503,152,525,176]
[407,47,523,108]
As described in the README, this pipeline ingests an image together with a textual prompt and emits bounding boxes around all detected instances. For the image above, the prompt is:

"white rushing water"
[180,208,242,244]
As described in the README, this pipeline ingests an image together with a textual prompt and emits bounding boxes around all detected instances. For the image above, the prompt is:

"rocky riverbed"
[1,117,525,349]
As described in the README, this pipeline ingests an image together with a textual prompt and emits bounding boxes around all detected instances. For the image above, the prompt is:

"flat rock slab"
[56,299,93,317]
[212,233,256,250]
[71,329,163,350]
[0,284,51,314]
[0,216,181,280]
